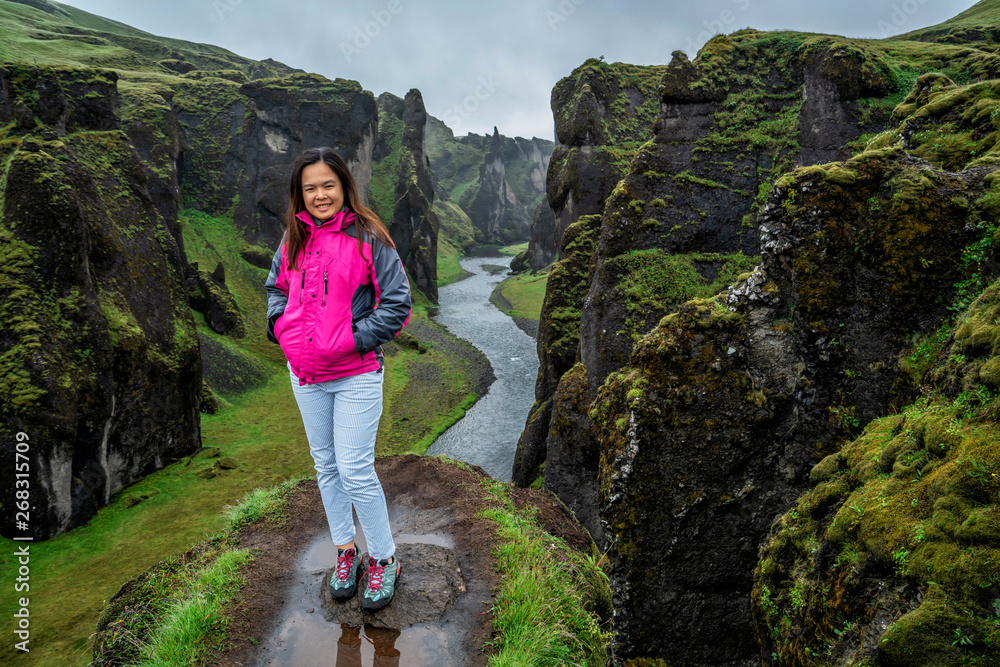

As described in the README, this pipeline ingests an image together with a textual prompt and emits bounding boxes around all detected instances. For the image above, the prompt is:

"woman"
[264,147,411,611]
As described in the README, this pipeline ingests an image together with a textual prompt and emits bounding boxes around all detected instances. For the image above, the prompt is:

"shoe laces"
[335,549,355,582]
[367,558,388,591]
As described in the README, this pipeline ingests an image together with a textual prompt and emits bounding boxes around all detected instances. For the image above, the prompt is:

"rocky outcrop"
[513,59,666,493]
[0,65,202,539]
[380,90,439,303]
[189,262,245,337]
[593,144,994,663]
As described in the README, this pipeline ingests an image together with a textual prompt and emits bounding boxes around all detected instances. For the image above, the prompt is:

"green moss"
[756,277,1000,666]
[603,249,759,339]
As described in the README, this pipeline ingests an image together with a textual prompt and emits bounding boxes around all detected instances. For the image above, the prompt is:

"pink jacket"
[264,209,412,385]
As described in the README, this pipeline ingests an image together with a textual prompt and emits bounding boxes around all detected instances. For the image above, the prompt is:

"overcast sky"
[58,0,981,140]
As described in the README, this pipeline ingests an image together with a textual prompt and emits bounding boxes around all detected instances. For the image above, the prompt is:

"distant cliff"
[426,119,553,249]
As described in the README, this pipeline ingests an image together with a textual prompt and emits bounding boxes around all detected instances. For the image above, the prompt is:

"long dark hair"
[283,147,394,270]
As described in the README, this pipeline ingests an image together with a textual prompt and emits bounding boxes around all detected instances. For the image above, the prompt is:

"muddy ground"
[201,455,591,666]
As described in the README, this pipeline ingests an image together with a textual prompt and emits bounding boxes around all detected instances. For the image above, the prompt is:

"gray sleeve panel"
[352,236,412,353]
[264,242,287,344]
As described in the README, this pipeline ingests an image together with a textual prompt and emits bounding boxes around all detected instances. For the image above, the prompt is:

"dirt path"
[203,455,590,666]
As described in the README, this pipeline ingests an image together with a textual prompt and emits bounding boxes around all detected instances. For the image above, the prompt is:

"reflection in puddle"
[255,516,466,667]
[335,624,399,667]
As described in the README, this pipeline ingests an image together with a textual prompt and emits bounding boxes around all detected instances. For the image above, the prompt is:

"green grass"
[91,478,303,666]
[492,270,549,321]
[133,547,255,666]
[437,235,472,287]
[478,477,609,666]
[499,242,529,256]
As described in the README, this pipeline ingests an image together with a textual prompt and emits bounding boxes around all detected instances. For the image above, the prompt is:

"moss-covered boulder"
[0,66,201,540]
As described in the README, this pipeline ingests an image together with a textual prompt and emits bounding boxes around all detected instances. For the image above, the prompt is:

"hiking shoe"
[329,548,360,601]
[361,555,400,611]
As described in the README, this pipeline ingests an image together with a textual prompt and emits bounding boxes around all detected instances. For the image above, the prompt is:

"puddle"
[255,510,467,667]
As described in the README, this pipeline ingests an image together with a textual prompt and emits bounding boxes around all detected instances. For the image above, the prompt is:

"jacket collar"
[295,206,353,232]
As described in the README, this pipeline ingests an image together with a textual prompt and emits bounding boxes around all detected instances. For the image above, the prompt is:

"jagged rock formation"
[425,116,553,249]
[519,16,1000,664]
[466,128,551,245]
[388,90,439,303]
[0,65,202,539]
[512,59,666,498]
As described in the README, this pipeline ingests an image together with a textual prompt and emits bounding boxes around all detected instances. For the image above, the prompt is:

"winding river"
[426,254,539,481]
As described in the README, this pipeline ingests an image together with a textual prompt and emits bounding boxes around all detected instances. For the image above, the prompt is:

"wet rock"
[320,543,466,628]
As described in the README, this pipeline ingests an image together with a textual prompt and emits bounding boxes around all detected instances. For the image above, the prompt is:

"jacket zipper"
[323,271,328,306]
[300,269,305,305]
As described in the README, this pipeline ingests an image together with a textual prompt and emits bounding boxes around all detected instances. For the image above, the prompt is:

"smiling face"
[300,161,344,221]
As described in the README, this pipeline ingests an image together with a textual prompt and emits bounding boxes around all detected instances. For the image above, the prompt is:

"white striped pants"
[288,363,395,560]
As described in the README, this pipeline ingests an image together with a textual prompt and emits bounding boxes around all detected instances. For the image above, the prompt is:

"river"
[425,254,539,481]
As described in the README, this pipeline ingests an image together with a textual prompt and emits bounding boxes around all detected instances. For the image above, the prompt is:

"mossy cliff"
[0,0,386,539]
[511,59,665,495]
[177,72,377,248]
[0,65,201,539]
[750,62,1000,666]
[511,10,1000,659]
[384,89,440,303]
[593,138,996,661]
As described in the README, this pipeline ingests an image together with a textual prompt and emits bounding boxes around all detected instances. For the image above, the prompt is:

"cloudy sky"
[59,0,981,140]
